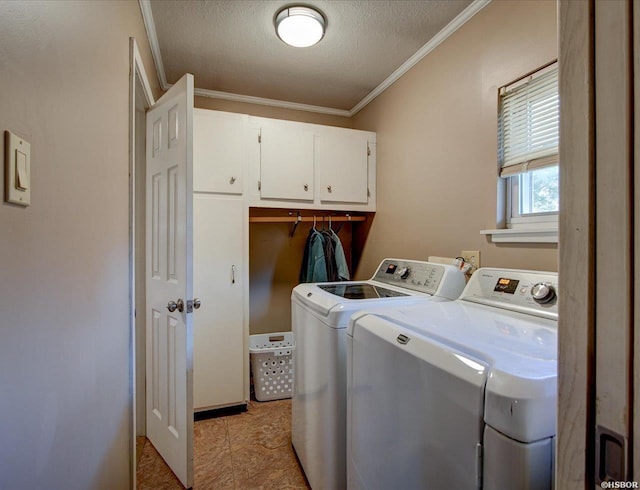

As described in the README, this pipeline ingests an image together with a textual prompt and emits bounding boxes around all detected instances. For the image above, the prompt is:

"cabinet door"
[194,110,244,195]
[193,196,245,410]
[260,126,314,201]
[318,132,369,204]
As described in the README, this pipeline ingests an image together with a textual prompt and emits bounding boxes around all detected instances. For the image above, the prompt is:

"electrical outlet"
[461,250,480,270]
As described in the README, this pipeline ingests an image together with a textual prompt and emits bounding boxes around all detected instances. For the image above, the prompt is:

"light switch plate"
[5,130,31,206]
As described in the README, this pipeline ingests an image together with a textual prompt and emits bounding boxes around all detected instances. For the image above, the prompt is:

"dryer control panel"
[371,258,466,300]
[460,268,558,320]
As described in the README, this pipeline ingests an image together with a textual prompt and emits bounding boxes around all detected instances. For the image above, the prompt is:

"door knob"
[193,298,201,310]
[166,299,184,313]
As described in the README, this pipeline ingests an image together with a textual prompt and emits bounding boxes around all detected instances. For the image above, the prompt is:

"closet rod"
[248,216,366,223]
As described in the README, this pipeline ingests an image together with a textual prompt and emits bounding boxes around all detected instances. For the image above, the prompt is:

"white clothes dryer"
[291,259,466,490]
[346,268,558,490]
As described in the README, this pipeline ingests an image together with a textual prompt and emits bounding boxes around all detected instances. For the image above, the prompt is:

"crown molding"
[139,0,490,118]
[139,0,170,91]
[193,88,352,117]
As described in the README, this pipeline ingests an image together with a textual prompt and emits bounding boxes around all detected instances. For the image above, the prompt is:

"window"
[499,62,559,230]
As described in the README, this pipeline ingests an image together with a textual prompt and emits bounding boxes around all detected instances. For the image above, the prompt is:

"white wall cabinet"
[194,109,244,195]
[259,126,315,201]
[193,195,246,411]
[249,115,376,211]
[318,131,370,204]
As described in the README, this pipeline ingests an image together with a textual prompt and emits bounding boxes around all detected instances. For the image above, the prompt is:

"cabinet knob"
[327,185,332,193]
[230,176,236,184]
[304,184,309,191]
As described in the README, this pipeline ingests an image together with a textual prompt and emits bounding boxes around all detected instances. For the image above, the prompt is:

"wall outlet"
[461,250,480,270]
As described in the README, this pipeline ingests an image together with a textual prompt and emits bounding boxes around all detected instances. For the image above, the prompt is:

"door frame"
[129,37,155,488]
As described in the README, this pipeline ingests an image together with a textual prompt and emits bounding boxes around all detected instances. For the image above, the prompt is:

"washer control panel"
[372,259,465,299]
[460,268,558,320]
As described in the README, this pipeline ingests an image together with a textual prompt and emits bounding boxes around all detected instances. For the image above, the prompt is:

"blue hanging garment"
[299,228,327,283]
[330,230,350,281]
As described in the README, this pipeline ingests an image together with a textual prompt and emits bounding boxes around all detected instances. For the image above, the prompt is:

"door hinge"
[258,134,261,143]
[367,187,370,197]
[367,145,371,156]
[258,180,261,191]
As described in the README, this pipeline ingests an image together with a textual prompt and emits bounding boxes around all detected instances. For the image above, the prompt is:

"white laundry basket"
[249,332,295,402]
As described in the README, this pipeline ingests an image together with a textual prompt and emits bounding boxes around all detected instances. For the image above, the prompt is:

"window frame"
[507,165,559,225]
[482,60,559,243]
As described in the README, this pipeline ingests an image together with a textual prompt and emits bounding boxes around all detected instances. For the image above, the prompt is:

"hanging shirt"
[321,229,338,282]
[299,229,327,283]
[330,230,350,281]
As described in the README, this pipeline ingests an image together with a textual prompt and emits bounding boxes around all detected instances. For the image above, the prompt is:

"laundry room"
[0,0,635,489]
[138,0,562,487]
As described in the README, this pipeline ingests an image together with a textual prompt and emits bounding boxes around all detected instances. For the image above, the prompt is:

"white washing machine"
[291,258,466,490]
[347,268,558,490]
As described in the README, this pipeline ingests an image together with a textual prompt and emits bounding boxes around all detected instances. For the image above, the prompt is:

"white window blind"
[498,62,559,177]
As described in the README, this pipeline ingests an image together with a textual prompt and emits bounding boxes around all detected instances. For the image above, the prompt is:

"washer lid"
[292,281,430,324]
[317,283,410,299]
[350,300,557,442]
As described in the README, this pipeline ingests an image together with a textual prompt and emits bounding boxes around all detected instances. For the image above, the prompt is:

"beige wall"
[196,96,352,128]
[0,2,159,488]
[249,219,354,335]
[352,0,559,279]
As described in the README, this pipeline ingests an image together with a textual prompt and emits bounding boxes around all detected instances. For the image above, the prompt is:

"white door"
[193,196,245,410]
[260,126,314,201]
[146,74,194,488]
[318,132,369,204]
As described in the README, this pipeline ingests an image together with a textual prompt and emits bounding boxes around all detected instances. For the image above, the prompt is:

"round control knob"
[396,266,411,279]
[531,282,556,304]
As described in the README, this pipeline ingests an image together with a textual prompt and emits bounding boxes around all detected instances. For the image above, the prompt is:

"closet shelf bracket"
[290,213,303,238]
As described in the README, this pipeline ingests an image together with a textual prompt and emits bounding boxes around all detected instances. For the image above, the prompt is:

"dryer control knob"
[397,267,411,279]
[531,282,556,304]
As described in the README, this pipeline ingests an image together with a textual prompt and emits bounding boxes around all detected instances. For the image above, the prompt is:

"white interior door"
[145,74,194,488]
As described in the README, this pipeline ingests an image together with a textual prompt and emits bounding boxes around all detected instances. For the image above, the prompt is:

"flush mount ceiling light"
[275,6,326,48]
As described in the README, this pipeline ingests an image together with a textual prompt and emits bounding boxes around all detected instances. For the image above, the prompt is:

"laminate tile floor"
[137,399,310,490]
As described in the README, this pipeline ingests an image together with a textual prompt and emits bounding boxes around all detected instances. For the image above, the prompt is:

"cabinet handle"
[327,185,332,193]
[231,264,236,284]
[230,176,236,184]
[304,184,309,192]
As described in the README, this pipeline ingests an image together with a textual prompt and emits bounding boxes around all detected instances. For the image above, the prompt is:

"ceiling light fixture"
[275,6,326,48]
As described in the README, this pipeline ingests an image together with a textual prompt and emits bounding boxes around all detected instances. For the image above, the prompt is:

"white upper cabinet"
[194,109,244,195]
[259,126,315,201]
[318,132,369,204]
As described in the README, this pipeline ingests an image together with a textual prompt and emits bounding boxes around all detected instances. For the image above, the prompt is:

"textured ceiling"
[148,0,474,112]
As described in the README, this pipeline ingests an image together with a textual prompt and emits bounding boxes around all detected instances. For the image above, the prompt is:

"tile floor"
[137,399,310,489]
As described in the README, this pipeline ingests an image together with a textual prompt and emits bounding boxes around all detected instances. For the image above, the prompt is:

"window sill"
[480,227,558,243]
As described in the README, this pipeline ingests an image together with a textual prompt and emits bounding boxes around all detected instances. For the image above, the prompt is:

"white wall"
[0,2,159,488]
